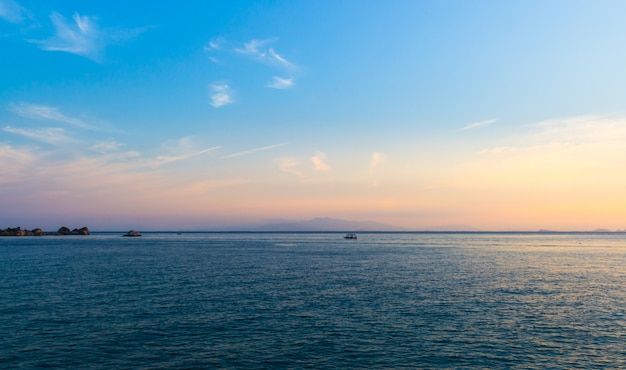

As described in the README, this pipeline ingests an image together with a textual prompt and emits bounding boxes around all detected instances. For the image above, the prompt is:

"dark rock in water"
[57,226,71,235]
[123,230,142,237]
[1,227,28,236]
[1,226,90,236]
[1,227,22,236]
[71,227,90,235]
[56,226,89,235]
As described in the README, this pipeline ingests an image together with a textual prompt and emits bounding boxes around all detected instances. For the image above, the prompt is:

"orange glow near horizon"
[3,116,626,231]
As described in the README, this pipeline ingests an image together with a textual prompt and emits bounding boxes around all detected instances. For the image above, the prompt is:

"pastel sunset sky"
[2,0,626,231]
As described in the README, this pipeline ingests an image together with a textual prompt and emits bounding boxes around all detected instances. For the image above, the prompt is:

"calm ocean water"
[1,232,625,368]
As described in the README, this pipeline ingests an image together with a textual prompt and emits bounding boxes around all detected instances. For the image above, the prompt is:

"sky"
[2,0,626,231]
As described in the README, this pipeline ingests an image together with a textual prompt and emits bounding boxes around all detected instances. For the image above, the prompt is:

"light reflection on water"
[1,232,625,368]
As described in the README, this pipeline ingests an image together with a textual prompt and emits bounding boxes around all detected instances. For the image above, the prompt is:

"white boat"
[343,233,357,239]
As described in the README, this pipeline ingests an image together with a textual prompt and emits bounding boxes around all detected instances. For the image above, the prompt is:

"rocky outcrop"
[0,227,37,236]
[71,227,90,235]
[56,226,90,235]
[1,227,24,236]
[123,230,142,237]
[0,226,90,236]
[57,227,71,235]
[62,226,91,235]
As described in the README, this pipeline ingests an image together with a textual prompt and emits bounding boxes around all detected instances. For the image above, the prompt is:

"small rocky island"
[0,226,90,236]
[123,230,142,237]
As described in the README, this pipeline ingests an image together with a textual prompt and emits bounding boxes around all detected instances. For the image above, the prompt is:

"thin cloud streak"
[223,143,285,158]
[267,48,293,69]
[11,102,92,129]
[266,76,294,89]
[3,126,76,144]
[463,118,497,130]
[151,146,221,167]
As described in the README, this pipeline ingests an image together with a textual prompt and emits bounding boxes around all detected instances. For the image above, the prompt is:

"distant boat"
[343,233,357,240]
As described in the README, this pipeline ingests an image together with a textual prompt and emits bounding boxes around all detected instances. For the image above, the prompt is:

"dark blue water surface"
[1,232,625,368]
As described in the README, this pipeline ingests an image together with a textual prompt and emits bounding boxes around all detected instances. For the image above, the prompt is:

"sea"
[1,232,625,369]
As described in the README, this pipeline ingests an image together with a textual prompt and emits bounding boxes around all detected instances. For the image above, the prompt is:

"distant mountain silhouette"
[539,228,623,233]
[422,224,480,232]
[228,217,402,231]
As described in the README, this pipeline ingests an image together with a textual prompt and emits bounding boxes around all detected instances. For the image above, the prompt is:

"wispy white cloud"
[275,157,304,178]
[463,118,497,130]
[478,115,626,157]
[369,152,386,187]
[32,12,103,60]
[267,48,293,68]
[182,178,250,195]
[0,143,37,184]
[274,152,339,179]
[224,143,285,158]
[235,38,295,69]
[235,39,271,55]
[82,149,142,164]
[209,82,233,108]
[266,76,294,89]
[204,39,222,63]
[10,102,91,129]
[91,138,124,154]
[107,150,141,161]
[370,152,385,168]
[204,39,221,51]
[530,115,626,143]
[0,142,33,161]
[30,11,146,61]
[205,37,298,94]
[0,0,26,23]
[3,126,75,145]
[162,136,197,152]
[311,152,331,171]
[151,146,221,167]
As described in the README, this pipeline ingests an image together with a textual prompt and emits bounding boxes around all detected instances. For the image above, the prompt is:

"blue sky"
[2,0,626,230]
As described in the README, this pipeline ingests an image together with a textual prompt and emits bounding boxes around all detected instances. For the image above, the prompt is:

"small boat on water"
[343,233,357,240]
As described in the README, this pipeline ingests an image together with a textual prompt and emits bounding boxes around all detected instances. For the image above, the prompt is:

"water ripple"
[1,232,625,368]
